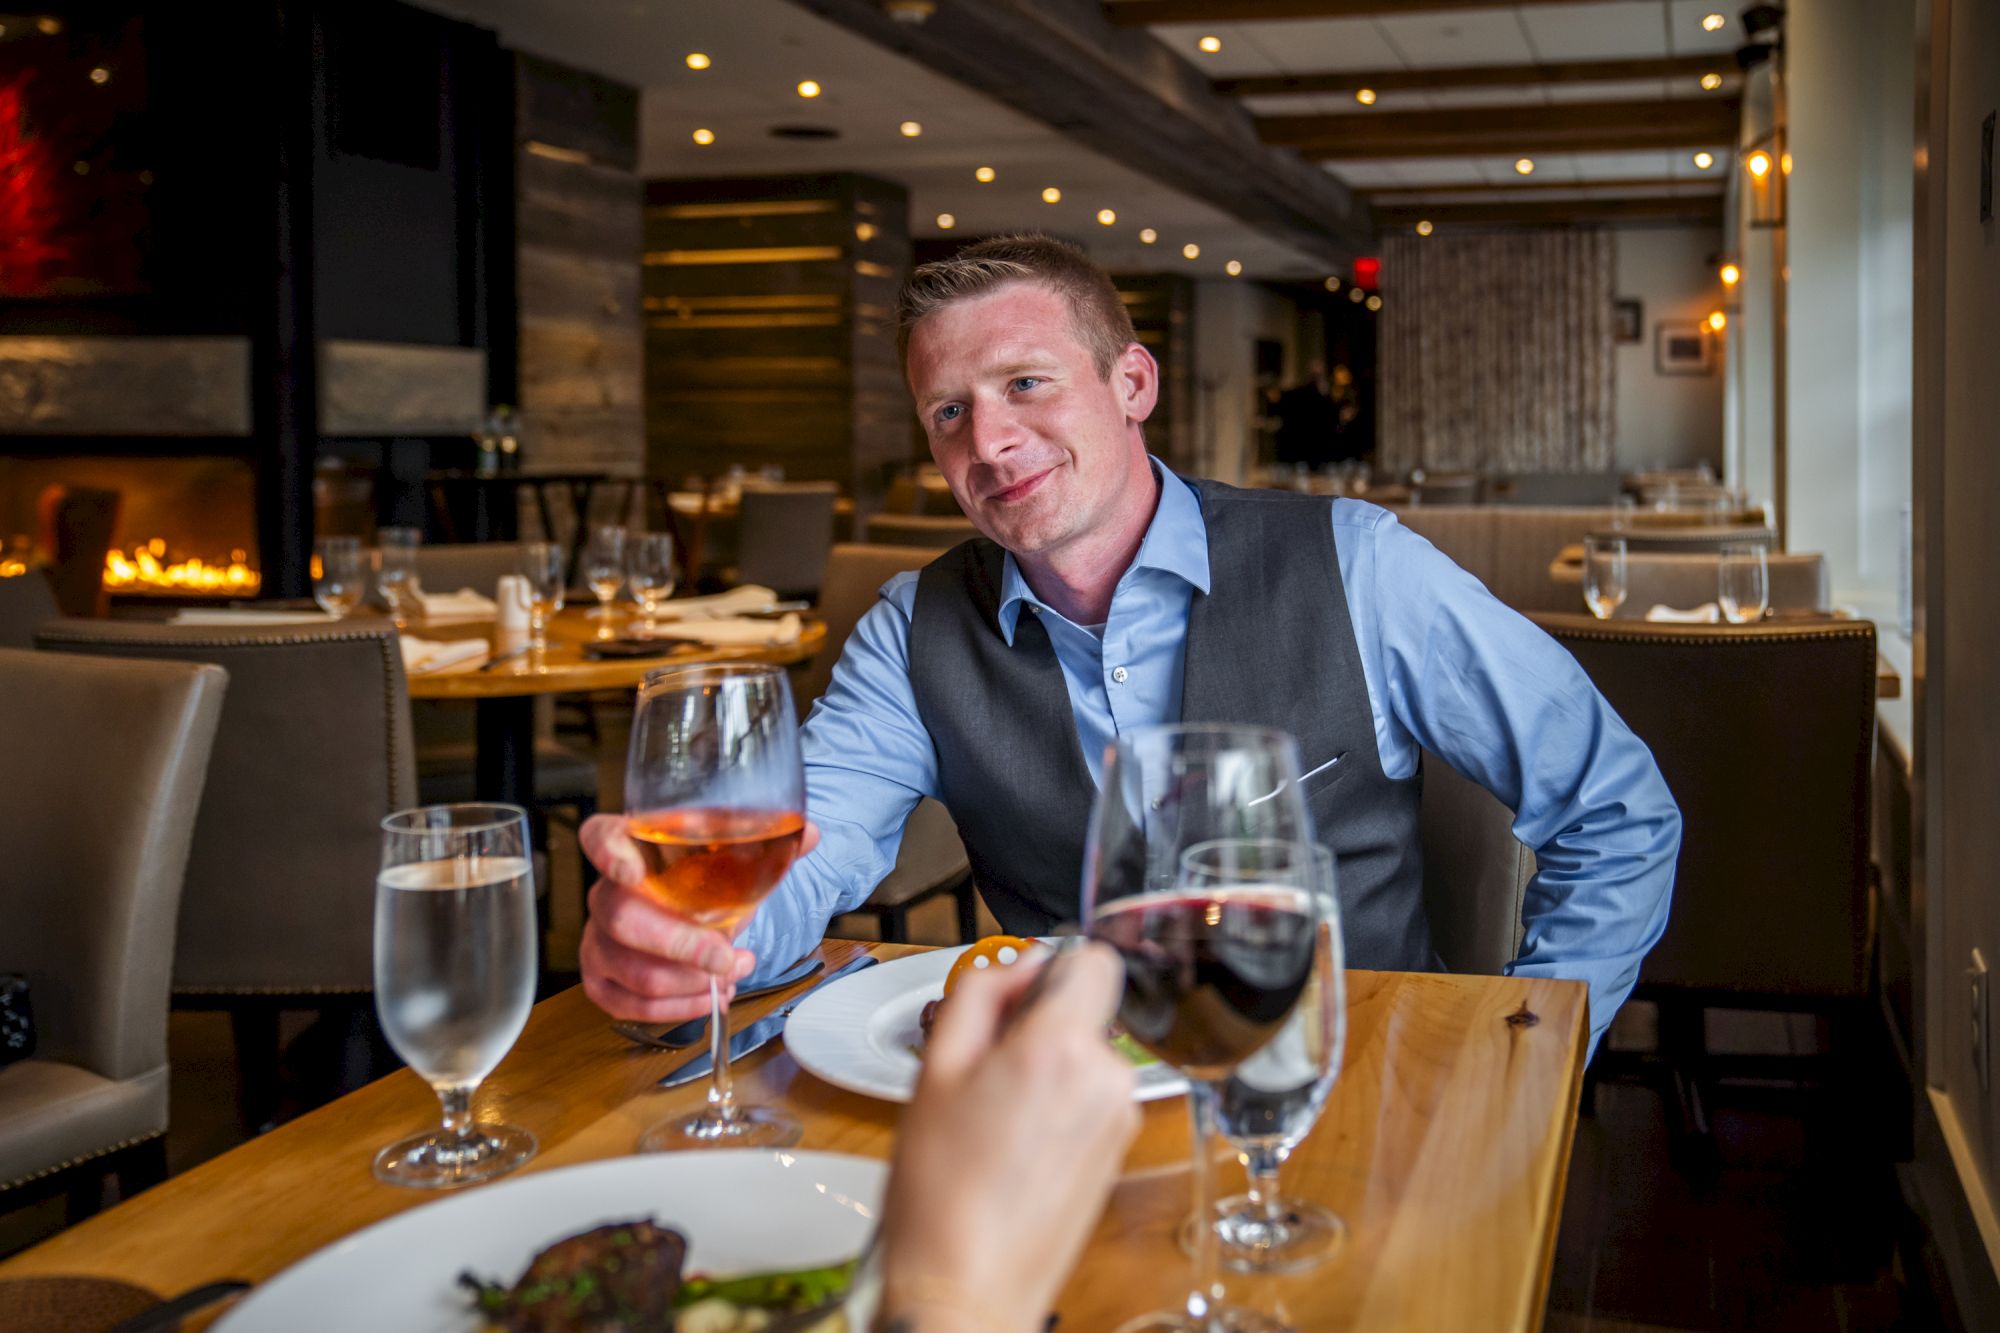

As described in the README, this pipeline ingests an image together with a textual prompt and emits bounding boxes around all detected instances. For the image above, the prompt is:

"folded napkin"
[416,587,498,624]
[650,585,778,623]
[170,608,338,626]
[642,612,801,648]
[1645,602,1721,623]
[400,634,490,675]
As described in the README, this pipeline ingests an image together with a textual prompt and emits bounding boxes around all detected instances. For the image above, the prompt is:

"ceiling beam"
[789,0,1371,267]
[1361,177,1726,201]
[1106,0,1600,25]
[1261,98,1740,158]
[1215,56,1734,99]
[1375,196,1726,227]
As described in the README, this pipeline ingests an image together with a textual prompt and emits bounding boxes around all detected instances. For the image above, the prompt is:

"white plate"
[784,944,1187,1104]
[214,1150,884,1332]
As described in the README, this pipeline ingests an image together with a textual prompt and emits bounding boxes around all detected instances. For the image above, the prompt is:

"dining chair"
[1534,613,1880,1138]
[1592,525,1778,554]
[33,618,419,1130]
[0,567,58,649]
[1419,749,1532,976]
[1411,473,1482,506]
[806,543,980,944]
[736,482,839,599]
[0,648,226,1219]
[863,513,981,550]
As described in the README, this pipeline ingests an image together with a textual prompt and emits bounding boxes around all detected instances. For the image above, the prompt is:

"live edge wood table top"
[0,942,1587,1332]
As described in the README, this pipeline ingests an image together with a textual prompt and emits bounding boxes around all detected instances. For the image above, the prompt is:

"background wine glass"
[1584,535,1629,620]
[628,532,678,630]
[1083,724,1318,1333]
[1194,843,1346,1274]
[372,803,539,1188]
[518,542,566,661]
[583,525,627,621]
[1718,543,1770,623]
[312,536,364,618]
[375,525,423,627]
[626,662,806,1151]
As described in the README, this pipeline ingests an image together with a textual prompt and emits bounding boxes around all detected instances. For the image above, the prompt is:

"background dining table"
[0,940,1587,1332]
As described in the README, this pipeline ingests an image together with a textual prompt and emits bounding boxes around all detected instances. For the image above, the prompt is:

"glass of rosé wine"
[625,662,807,1151]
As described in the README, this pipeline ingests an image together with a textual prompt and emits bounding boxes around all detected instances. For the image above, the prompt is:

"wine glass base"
[637,1105,801,1153]
[1111,1306,1293,1333]
[1178,1199,1345,1275]
[372,1123,536,1189]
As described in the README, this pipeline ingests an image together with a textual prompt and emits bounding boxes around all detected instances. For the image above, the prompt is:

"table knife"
[660,954,878,1089]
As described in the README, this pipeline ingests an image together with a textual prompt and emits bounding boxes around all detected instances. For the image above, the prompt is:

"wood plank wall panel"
[643,174,913,495]
[514,55,644,503]
[1116,273,1196,473]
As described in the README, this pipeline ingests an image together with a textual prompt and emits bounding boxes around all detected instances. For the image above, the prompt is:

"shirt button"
[1111,666,1129,684]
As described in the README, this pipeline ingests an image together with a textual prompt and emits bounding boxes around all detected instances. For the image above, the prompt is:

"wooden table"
[403,606,825,806]
[0,940,1588,1331]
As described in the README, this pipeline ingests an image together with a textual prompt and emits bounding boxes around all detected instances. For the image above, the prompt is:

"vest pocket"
[1299,750,1350,799]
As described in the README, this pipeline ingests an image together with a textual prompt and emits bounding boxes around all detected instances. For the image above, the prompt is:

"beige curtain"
[1379,229,1616,474]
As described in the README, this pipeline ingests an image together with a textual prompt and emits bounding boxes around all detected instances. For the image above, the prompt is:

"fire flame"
[103,537,261,594]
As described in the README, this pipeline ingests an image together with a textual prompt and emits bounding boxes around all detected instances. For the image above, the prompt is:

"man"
[580,234,1678,1051]
[1272,360,1339,469]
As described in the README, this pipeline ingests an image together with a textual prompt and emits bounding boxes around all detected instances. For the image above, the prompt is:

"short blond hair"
[897,233,1138,380]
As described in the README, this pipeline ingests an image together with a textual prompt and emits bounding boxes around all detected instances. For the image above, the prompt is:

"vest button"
[1111,666,1129,684]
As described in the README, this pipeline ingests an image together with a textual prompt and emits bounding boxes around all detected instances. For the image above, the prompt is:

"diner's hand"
[576,813,822,1023]
[878,943,1140,1333]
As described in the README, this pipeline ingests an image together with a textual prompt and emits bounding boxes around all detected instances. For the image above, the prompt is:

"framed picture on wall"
[1654,321,1714,375]
[1612,299,1643,344]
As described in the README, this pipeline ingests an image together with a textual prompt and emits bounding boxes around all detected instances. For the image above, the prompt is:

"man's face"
[905,281,1157,559]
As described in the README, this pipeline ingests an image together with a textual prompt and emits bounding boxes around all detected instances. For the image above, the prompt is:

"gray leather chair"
[34,618,418,1127]
[737,483,839,598]
[1615,551,1829,618]
[0,568,59,649]
[806,544,979,944]
[1420,749,1533,976]
[1591,525,1778,554]
[411,540,529,601]
[0,649,226,1216]
[863,513,980,550]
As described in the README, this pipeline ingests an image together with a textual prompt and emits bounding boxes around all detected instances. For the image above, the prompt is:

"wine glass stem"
[706,977,740,1125]
[1187,1081,1224,1328]
[438,1084,475,1144]
[1243,1143,1286,1229]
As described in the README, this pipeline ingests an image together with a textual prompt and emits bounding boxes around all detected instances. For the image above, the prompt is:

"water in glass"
[518,542,566,657]
[312,536,364,618]
[1584,535,1628,620]
[1718,543,1769,623]
[628,532,677,628]
[583,525,626,618]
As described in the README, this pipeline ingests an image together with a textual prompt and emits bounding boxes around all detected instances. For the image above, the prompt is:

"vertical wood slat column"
[642,175,913,496]
[1116,273,1196,473]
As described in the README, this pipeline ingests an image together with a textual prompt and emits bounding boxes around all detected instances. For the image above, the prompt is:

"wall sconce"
[1742,132,1786,228]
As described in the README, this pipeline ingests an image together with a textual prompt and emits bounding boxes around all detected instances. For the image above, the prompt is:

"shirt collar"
[995,458,1211,645]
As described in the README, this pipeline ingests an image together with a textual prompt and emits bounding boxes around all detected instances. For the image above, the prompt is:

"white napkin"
[650,585,778,622]
[641,612,801,648]
[1645,602,1721,623]
[416,587,498,624]
[170,608,336,626]
[400,634,490,675]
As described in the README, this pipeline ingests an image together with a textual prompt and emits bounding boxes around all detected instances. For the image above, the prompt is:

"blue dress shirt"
[741,465,1679,1050]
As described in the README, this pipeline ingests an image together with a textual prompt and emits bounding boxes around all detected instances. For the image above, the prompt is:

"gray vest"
[907,477,1435,972]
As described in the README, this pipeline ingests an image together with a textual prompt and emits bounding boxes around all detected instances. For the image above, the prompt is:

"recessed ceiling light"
[88,66,110,85]
[1348,286,1364,304]
[1693,150,1715,169]
[1198,35,1222,53]
[937,213,956,230]
[1701,12,1727,31]
[36,16,60,34]
[1041,186,1062,203]
[1699,72,1723,91]
[899,120,922,137]
[1514,157,1535,175]
[1139,228,1158,244]
[685,52,711,70]
[691,128,715,145]
[1355,88,1378,106]
[1366,295,1383,312]
[1324,276,1341,292]
[1415,219,1433,236]
[1225,260,1243,276]
[975,166,995,183]
[1097,208,1116,226]
[797,80,821,98]
[1182,242,1200,259]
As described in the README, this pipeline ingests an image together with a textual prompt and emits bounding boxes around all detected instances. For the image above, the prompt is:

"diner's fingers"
[579,813,644,885]
[1012,943,1125,1047]
[918,951,1046,1079]
[578,921,733,1001]
[579,964,726,1024]
[586,878,739,975]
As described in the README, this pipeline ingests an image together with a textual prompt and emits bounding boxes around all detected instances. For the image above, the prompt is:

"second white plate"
[783,944,1187,1104]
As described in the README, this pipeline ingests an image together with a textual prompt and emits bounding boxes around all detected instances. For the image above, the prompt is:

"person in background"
[1272,359,1339,469]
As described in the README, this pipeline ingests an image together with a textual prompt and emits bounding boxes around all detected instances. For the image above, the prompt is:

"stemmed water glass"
[312,536,364,618]
[583,525,627,622]
[372,803,539,1188]
[1584,535,1628,620]
[1195,843,1346,1274]
[1718,543,1769,623]
[627,663,806,1151]
[1083,724,1324,1333]
[519,542,566,661]
[628,532,678,630]
[375,525,423,627]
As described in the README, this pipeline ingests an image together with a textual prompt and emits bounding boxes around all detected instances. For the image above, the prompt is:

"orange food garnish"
[942,934,1038,998]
